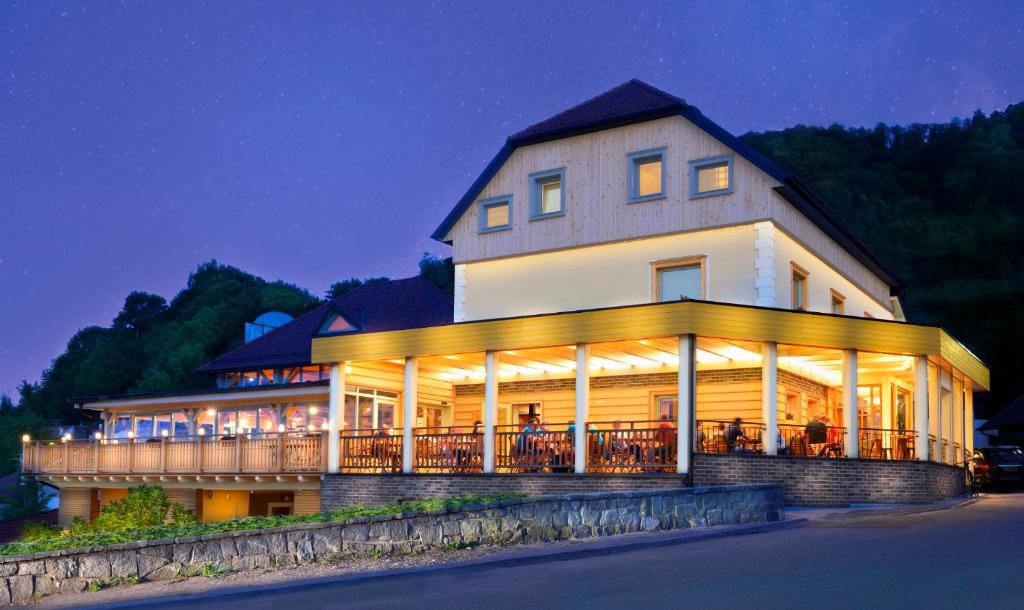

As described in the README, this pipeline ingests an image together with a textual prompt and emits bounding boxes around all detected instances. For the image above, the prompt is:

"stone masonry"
[0,484,782,606]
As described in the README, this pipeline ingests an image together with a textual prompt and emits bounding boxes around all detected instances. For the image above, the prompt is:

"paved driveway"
[98,493,1024,609]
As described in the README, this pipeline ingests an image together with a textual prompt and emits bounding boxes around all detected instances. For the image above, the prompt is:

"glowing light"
[94,432,102,440]
[205,408,216,417]
[21,434,29,443]
[126,431,134,439]
[308,406,318,415]
[161,430,169,438]
[198,428,206,436]
[320,422,328,431]
[277,424,286,433]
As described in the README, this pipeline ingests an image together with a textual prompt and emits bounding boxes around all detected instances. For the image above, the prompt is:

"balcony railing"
[859,428,917,460]
[495,423,574,473]
[696,420,765,455]
[778,423,846,458]
[22,432,326,475]
[586,420,677,473]
[414,427,483,473]
[928,434,937,461]
[942,439,950,464]
[340,429,402,473]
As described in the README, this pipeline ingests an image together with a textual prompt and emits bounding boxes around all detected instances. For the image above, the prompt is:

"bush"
[18,521,60,542]
[91,484,197,531]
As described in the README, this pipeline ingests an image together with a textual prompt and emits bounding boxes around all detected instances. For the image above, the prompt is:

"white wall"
[772,227,894,319]
[461,225,756,321]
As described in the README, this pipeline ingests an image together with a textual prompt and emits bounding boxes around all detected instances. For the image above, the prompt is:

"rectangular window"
[791,262,809,311]
[478,195,512,233]
[529,168,565,220]
[830,289,845,315]
[627,148,666,202]
[689,155,734,198]
[652,256,706,302]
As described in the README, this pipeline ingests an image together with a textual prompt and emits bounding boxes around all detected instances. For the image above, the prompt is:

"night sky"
[2,1,1023,399]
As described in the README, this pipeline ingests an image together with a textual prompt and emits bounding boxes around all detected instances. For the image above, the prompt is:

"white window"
[830,289,845,315]
[627,148,666,202]
[791,263,809,311]
[478,195,512,233]
[689,155,734,198]
[529,168,565,220]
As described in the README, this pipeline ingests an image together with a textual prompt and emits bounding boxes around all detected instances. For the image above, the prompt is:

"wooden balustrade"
[586,421,676,473]
[778,423,846,458]
[21,432,326,476]
[858,428,917,460]
[339,429,402,473]
[415,427,484,473]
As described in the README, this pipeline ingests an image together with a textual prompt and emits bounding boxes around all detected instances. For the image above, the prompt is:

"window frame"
[627,147,667,203]
[830,289,846,315]
[790,262,809,311]
[477,194,513,234]
[689,154,734,199]
[528,168,566,221]
[651,255,707,302]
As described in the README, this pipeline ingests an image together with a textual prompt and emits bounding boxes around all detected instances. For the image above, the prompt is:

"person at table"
[725,418,747,452]
[805,415,827,443]
[654,415,676,464]
[470,420,484,466]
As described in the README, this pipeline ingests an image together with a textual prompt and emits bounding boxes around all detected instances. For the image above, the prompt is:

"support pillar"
[762,341,779,456]
[843,350,859,458]
[574,343,590,474]
[483,351,499,473]
[402,356,418,474]
[914,356,929,461]
[677,334,695,474]
[327,362,345,474]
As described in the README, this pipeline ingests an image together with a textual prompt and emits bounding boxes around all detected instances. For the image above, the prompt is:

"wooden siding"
[58,488,92,528]
[294,489,320,516]
[448,116,776,262]
[313,300,988,390]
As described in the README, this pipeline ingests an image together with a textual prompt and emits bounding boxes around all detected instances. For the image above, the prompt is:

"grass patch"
[84,575,139,591]
[0,493,525,556]
[177,562,231,579]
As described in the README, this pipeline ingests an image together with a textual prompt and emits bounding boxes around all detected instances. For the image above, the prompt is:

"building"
[23,80,988,524]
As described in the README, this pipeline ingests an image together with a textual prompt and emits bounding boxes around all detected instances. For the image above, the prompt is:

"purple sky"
[2,1,1023,399]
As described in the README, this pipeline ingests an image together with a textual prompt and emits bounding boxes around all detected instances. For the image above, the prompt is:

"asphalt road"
[144,493,1024,610]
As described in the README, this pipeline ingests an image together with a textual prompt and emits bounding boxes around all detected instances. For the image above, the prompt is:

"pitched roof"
[980,394,1024,431]
[197,276,453,374]
[431,79,899,291]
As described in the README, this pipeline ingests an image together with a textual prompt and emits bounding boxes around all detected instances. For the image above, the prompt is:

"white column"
[483,350,499,473]
[842,350,859,458]
[402,356,418,474]
[327,362,345,474]
[677,334,695,474]
[762,341,779,456]
[754,221,777,307]
[574,343,590,474]
[914,356,929,461]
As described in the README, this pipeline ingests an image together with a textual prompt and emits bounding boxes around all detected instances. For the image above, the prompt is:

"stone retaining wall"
[0,484,782,605]
[693,453,966,506]
[321,473,687,508]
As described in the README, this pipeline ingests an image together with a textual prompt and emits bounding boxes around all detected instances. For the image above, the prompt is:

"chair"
[790,435,808,456]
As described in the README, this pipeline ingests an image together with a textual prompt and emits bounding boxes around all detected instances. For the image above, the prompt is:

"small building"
[23,81,987,524]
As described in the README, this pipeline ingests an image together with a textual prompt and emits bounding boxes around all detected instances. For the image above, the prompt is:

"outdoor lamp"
[309,406,318,415]
[21,434,29,443]
[307,424,315,433]
[320,422,328,431]
[161,429,169,438]
[277,424,286,433]
[198,428,206,437]
[94,431,102,440]
[127,431,134,439]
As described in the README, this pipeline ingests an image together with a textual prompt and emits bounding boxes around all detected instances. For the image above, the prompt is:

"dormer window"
[529,168,565,220]
[689,155,734,198]
[318,311,359,335]
[627,148,666,203]
[478,195,512,233]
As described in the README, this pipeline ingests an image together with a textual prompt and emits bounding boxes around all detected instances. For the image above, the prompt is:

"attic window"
[627,148,666,203]
[690,155,733,198]
[478,195,512,233]
[318,312,358,335]
[529,168,565,220]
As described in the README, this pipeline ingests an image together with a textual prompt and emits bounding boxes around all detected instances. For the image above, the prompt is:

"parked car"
[972,446,1024,489]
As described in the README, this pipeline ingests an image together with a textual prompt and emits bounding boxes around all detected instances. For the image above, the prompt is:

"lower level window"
[653,257,705,302]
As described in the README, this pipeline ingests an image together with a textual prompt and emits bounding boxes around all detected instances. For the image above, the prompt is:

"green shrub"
[0,492,524,556]
[19,521,60,542]
[91,484,195,531]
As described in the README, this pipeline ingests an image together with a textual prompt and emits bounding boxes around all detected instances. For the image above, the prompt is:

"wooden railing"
[928,434,937,461]
[696,420,765,455]
[858,428,917,460]
[339,429,402,473]
[495,423,575,473]
[942,439,950,464]
[778,423,846,458]
[414,427,483,473]
[586,420,676,473]
[22,432,326,475]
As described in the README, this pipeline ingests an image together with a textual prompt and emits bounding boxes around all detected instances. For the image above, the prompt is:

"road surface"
[116,493,1024,609]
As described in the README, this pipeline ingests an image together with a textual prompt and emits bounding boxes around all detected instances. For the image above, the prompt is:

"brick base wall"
[693,453,966,507]
[321,473,687,508]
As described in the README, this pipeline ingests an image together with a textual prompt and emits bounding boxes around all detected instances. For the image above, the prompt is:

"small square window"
[627,148,666,203]
[791,262,809,311]
[689,155,734,198]
[478,195,512,233]
[529,168,565,220]
[830,289,845,315]
[652,257,705,302]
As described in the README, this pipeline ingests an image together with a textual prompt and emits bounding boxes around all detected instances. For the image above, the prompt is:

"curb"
[80,518,807,609]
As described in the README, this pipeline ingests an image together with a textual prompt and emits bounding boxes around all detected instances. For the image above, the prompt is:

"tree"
[326,276,390,300]
[0,479,51,519]
[113,291,168,337]
[418,253,454,295]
